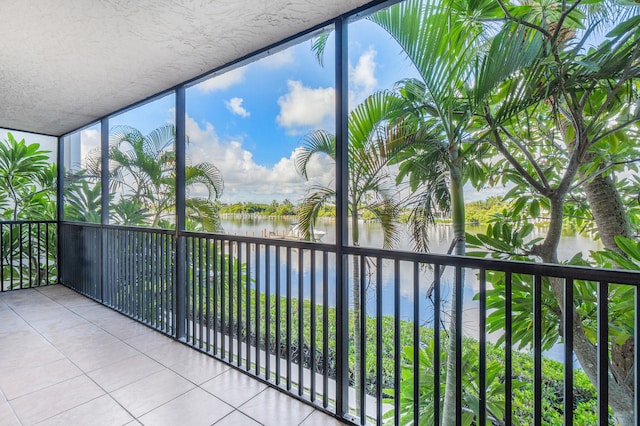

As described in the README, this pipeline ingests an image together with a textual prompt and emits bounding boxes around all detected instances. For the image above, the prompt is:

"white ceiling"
[0,0,374,136]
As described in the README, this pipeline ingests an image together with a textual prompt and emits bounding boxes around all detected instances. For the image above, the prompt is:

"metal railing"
[58,222,640,425]
[0,220,57,291]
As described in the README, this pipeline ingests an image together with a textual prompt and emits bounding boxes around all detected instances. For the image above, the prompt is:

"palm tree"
[295,90,409,414]
[108,124,224,231]
[368,2,510,422]
[312,1,535,421]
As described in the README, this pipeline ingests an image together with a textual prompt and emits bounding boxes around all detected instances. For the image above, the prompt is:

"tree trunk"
[537,197,635,425]
[581,171,632,253]
[442,162,466,425]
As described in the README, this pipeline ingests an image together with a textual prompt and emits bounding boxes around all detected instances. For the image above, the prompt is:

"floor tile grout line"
[233,387,303,426]
[211,409,266,425]
[37,285,240,418]
[47,289,233,422]
[29,393,111,425]
[20,287,341,425]
[11,287,142,423]
[0,389,23,426]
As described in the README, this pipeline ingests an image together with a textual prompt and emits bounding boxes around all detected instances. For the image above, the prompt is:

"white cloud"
[350,48,378,94]
[225,97,250,118]
[194,67,246,92]
[185,116,334,203]
[81,129,99,155]
[260,48,295,69]
[276,80,334,130]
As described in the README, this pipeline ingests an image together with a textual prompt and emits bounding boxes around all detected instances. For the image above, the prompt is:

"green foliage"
[0,133,56,221]
[219,199,297,216]
[107,124,224,231]
[464,197,509,225]
[0,133,58,289]
[387,339,602,425]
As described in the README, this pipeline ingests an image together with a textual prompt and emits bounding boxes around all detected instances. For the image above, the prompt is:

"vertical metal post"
[635,284,639,426]
[564,279,574,425]
[479,269,487,426]
[175,87,187,340]
[334,15,350,419]
[533,275,543,426]
[56,136,64,284]
[101,118,109,303]
[597,281,609,425]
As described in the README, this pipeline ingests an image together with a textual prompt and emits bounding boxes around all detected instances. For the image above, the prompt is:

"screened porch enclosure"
[1,0,640,425]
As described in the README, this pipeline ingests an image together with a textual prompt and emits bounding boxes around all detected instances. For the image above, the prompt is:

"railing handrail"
[345,245,640,286]
[0,219,56,225]
[61,221,177,236]
[60,221,640,285]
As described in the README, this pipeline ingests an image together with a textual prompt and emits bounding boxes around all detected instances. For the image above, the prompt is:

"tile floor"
[0,285,344,426]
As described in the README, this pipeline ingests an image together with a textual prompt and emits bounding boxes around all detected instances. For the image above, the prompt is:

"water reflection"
[220,216,601,362]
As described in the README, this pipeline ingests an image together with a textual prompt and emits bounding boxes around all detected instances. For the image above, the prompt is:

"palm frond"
[296,130,336,179]
[185,162,224,199]
[311,32,330,67]
[365,198,402,249]
[297,184,336,240]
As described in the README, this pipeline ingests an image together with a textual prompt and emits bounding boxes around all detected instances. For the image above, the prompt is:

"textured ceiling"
[0,0,374,136]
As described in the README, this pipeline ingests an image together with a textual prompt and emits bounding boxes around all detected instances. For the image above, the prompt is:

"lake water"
[220,215,600,361]
[220,215,600,259]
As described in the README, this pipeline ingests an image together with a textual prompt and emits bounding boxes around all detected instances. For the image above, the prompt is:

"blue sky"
[3,15,496,205]
[174,17,420,204]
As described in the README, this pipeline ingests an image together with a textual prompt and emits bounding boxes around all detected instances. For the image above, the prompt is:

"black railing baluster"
[19,223,23,288]
[597,281,609,425]
[479,269,487,426]
[265,244,272,381]
[143,232,148,323]
[310,249,317,402]
[206,238,211,353]
[155,233,161,327]
[168,234,174,334]
[394,259,401,426]
[10,224,14,288]
[455,265,463,426]
[192,236,197,344]
[128,230,133,316]
[375,257,382,426]
[505,272,513,426]
[564,278,574,426]
[213,239,219,356]
[237,241,243,368]
[221,239,226,358]
[533,275,542,426]
[298,248,304,396]
[635,283,639,426]
[246,242,252,372]
[322,251,329,409]
[27,223,32,287]
[433,263,441,424]
[161,233,166,331]
[359,254,366,424]
[36,223,41,287]
[413,261,420,426]
[45,222,50,284]
[286,246,292,390]
[1,223,4,291]
[228,240,235,362]
[149,233,154,326]
[255,243,261,376]
[199,238,205,349]
[275,245,281,385]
